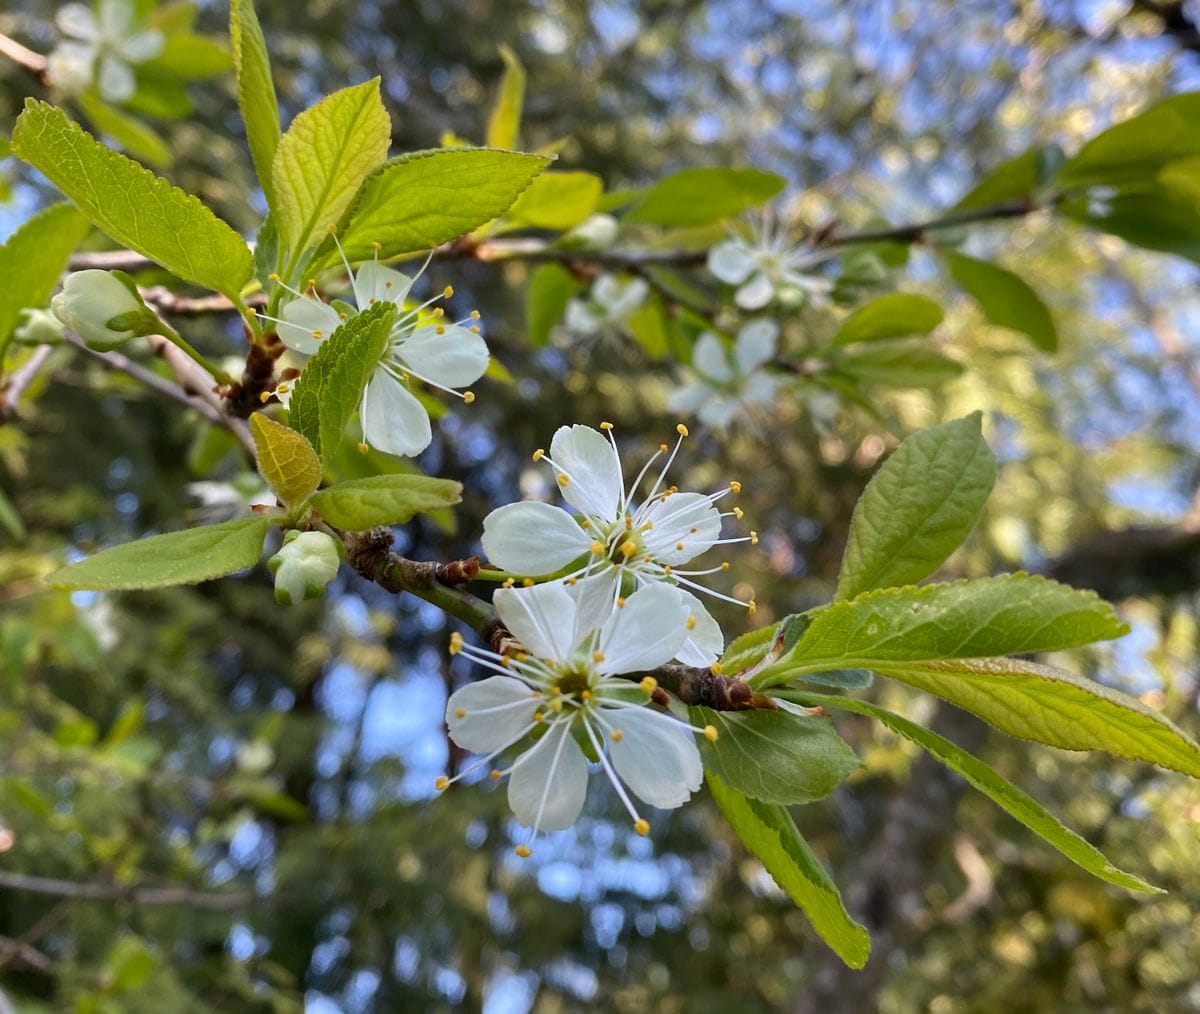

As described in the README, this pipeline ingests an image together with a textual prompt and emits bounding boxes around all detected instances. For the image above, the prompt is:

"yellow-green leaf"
[250,414,322,506]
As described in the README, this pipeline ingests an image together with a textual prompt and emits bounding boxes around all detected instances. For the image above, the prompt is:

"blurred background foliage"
[1,0,1200,1010]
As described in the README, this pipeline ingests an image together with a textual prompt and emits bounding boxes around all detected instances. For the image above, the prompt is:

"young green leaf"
[833,343,963,388]
[762,575,1128,685]
[272,79,390,259]
[526,263,579,346]
[953,146,1046,211]
[50,517,270,590]
[11,101,253,299]
[719,623,781,676]
[230,0,281,206]
[1059,192,1200,265]
[250,414,322,506]
[785,691,1161,892]
[866,657,1200,779]
[836,413,996,601]
[942,251,1057,352]
[485,44,526,150]
[0,203,91,356]
[309,474,462,529]
[287,301,395,461]
[623,167,785,227]
[830,293,944,345]
[690,706,860,805]
[333,148,551,262]
[708,772,870,968]
[76,92,172,168]
[502,171,603,230]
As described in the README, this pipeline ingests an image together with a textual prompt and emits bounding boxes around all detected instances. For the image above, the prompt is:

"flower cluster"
[670,320,782,431]
[48,0,164,102]
[708,212,833,310]
[564,274,649,338]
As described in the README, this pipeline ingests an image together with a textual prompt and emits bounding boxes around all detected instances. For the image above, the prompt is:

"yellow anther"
[750,531,759,545]
[448,632,463,655]
[443,285,454,298]
[634,819,650,836]
[676,542,684,551]
[471,309,481,320]
[729,481,742,494]
[499,656,511,667]
[522,578,535,587]
[747,600,757,616]
[734,507,745,520]
[435,776,449,791]
[721,561,731,570]
[549,697,564,713]
[599,420,614,430]
[616,597,626,608]
[551,687,561,696]
[711,661,723,675]
[469,325,481,334]
[659,443,669,453]
[247,306,258,316]
[455,708,466,719]
[581,690,592,700]
[611,729,624,742]
[625,516,634,530]
[433,307,445,318]
[369,297,377,305]
[515,844,532,858]
[371,241,381,251]
[268,273,280,281]
[357,442,370,454]
[489,769,502,780]
[436,325,446,335]
[640,676,658,693]
[533,711,543,722]
[311,330,324,339]
[339,312,349,320]
[676,423,689,437]
[686,614,697,630]
[259,390,272,403]
[620,540,637,557]
[662,565,673,575]
[557,473,570,487]
[532,448,545,461]
[306,278,317,289]
[502,578,516,589]
[704,725,718,742]
[593,651,606,663]
[566,576,578,586]
[590,540,606,555]
[325,223,337,234]
[384,281,393,289]
[644,521,653,530]
[276,382,290,393]
[463,391,476,404]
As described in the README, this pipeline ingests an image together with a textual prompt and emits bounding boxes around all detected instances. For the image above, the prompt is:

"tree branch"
[0,30,48,84]
[0,344,55,422]
[0,870,254,910]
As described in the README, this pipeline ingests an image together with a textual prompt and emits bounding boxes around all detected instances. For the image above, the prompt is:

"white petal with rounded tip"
[698,397,741,430]
[639,491,722,564]
[564,299,603,334]
[279,297,343,355]
[691,331,732,382]
[97,0,133,36]
[396,323,489,388]
[608,277,648,320]
[494,582,580,662]
[597,583,687,675]
[567,570,621,637]
[548,425,623,520]
[508,721,589,831]
[97,54,135,102]
[481,501,591,575]
[361,369,432,457]
[735,271,774,311]
[668,381,713,416]
[674,590,724,667]
[446,676,538,754]
[352,260,413,308]
[57,4,98,40]
[607,706,702,809]
[118,28,164,62]
[742,370,781,406]
[735,319,778,373]
[708,240,756,284]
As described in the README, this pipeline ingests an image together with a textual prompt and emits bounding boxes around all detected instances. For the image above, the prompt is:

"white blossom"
[670,319,782,431]
[51,269,150,350]
[439,582,716,854]
[49,0,164,102]
[564,274,649,336]
[261,242,488,459]
[481,423,757,667]
[708,213,833,311]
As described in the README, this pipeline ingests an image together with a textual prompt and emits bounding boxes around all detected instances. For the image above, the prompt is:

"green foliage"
[623,167,785,226]
[707,772,870,968]
[250,414,322,506]
[830,292,944,345]
[1060,192,1200,264]
[526,263,579,346]
[11,101,253,299]
[502,171,604,230]
[691,706,860,805]
[485,44,526,149]
[829,342,963,389]
[942,250,1058,351]
[230,0,281,206]
[272,79,391,260]
[287,301,395,461]
[786,692,1160,892]
[76,92,172,168]
[334,148,551,262]
[836,413,996,600]
[309,474,463,528]
[50,517,270,590]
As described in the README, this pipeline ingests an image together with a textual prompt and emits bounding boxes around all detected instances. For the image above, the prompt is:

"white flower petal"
[668,381,714,416]
[396,323,489,388]
[446,676,537,754]
[607,706,702,810]
[567,571,621,637]
[608,277,648,321]
[361,369,432,457]
[481,501,591,575]
[708,239,756,284]
[674,591,723,667]
[698,397,741,431]
[735,319,778,373]
[734,271,775,311]
[742,370,781,406]
[494,582,580,662]
[118,29,164,63]
[691,331,732,382]
[597,583,687,675]
[56,4,98,40]
[564,299,603,335]
[97,0,133,37]
[507,721,589,831]
[97,54,135,103]
[548,425,624,520]
[278,297,343,355]
[639,491,722,564]
[352,261,414,308]
[591,274,621,306]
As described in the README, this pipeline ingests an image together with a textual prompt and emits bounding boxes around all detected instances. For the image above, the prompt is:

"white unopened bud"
[13,308,68,346]
[562,213,619,250]
[51,269,157,351]
[267,530,340,605]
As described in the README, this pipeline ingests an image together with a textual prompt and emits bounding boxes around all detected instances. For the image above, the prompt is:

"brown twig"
[0,344,55,422]
[0,30,49,84]
[0,870,254,910]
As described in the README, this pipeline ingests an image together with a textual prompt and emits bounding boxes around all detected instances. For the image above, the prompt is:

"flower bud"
[51,269,159,351]
[561,213,619,251]
[12,308,67,346]
[267,530,340,605]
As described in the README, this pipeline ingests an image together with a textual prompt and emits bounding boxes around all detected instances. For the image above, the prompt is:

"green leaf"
[1054,92,1200,189]
[833,343,963,388]
[836,413,996,601]
[486,44,525,150]
[708,772,870,968]
[502,171,603,230]
[250,414,322,506]
[309,474,463,529]
[11,101,253,299]
[623,167,785,227]
[625,293,672,360]
[719,623,782,676]
[526,262,579,346]
[786,691,1161,892]
[1060,192,1200,264]
[146,33,232,78]
[761,575,1129,686]
[866,657,1200,779]
[831,293,944,345]
[0,202,91,355]
[230,0,281,207]
[51,517,270,590]
[953,145,1064,211]
[287,301,394,461]
[795,669,873,690]
[942,250,1057,352]
[691,706,860,805]
[77,92,172,168]
[334,148,551,262]
[272,79,390,260]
